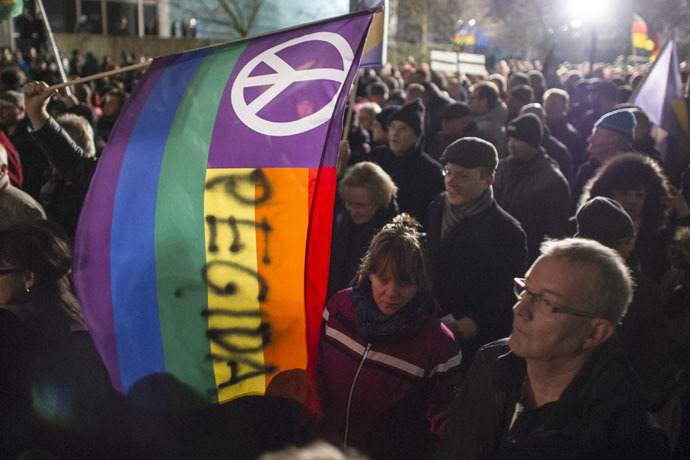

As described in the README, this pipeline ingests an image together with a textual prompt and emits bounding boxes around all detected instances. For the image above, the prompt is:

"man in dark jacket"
[544,88,587,167]
[520,103,573,184]
[426,137,527,371]
[0,90,49,199]
[494,113,570,263]
[426,102,478,161]
[439,238,669,460]
[370,99,444,229]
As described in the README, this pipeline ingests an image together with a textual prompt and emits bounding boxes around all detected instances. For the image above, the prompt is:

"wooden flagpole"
[48,61,152,91]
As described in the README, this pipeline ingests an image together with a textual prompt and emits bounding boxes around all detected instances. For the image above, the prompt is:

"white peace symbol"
[231,32,354,137]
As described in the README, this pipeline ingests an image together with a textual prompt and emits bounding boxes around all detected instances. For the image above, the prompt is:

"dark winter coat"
[327,201,398,302]
[426,195,526,368]
[316,287,462,460]
[5,118,50,200]
[438,338,669,460]
[30,117,97,238]
[494,150,570,264]
[370,143,444,229]
[542,126,573,184]
[547,116,587,167]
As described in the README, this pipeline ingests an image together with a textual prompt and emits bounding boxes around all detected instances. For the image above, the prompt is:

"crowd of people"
[1,38,690,459]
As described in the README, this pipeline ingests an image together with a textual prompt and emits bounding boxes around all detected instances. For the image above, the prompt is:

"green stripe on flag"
[155,42,247,402]
[0,0,22,20]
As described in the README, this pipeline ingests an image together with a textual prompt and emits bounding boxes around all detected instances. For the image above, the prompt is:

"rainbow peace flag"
[73,10,374,404]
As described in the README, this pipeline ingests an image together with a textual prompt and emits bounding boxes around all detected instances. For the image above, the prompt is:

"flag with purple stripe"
[632,40,688,159]
[73,10,374,404]
[356,0,387,68]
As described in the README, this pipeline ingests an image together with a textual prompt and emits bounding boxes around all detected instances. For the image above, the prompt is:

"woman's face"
[0,264,27,307]
[369,267,418,315]
[372,120,387,143]
[343,186,378,225]
[610,188,646,223]
[358,110,375,133]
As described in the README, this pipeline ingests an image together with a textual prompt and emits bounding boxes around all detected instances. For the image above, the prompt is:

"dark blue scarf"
[351,278,428,345]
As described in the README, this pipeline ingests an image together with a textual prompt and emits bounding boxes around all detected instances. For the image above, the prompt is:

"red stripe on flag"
[304,166,337,381]
[632,22,647,35]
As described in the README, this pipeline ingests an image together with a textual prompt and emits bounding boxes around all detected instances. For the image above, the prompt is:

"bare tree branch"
[169,0,267,38]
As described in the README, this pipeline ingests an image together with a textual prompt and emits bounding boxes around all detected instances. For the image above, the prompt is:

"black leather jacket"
[438,338,669,460]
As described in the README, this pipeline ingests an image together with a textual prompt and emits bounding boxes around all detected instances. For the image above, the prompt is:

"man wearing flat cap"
[494,113,570,264]
[370,98,444,228]
[426,137,527,370]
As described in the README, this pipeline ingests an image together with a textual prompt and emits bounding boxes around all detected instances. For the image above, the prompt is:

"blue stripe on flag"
[110,47,212,391]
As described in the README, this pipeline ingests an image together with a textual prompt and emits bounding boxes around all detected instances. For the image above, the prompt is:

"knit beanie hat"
[375,105,401,132]
[507,113,542,148]
[369,82,388,96]
[388,98,425,136]
[441,137,498,172]
[442,102,471,121]
[576,196,634,247]
[594,108,636,140]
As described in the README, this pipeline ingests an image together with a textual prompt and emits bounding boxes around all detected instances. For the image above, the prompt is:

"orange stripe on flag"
[256,168,311,388]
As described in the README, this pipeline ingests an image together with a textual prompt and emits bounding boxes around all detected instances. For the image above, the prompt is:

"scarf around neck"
[351,278,428,346]
[441,187,494,238]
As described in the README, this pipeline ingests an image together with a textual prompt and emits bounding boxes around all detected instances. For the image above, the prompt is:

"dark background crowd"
[1,22,690,460]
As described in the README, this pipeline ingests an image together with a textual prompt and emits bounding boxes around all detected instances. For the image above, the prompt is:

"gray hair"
[56,113,95,158]
[339,161,397,209]
[543,87,570,105]
[539,238,633,325]
[259,441,368,460]
[358,101,381,117]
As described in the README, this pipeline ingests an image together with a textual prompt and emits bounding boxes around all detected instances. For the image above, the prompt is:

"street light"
[567,0,611,21]
[566,0,611,73]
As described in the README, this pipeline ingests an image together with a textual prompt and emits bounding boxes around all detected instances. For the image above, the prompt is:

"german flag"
[633,13,660,61]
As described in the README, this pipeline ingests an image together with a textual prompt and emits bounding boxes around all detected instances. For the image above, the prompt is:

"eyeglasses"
[442,168,483,182]
[0,268,21,276]
[513,277,599,320]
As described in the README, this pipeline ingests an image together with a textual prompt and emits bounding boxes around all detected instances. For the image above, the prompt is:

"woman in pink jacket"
[316,214,462,460]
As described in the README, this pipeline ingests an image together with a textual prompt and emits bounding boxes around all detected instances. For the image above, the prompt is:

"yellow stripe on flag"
[204,168,265,402]
[672,99,690,138]
[633,33,648,49]
[363,9,384,55]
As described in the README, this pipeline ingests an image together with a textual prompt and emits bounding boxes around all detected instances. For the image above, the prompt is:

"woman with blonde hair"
[326,162,398,301]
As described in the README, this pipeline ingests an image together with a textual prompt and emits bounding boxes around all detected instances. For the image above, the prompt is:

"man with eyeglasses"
[426,137,526,372]
[438,238,669,460]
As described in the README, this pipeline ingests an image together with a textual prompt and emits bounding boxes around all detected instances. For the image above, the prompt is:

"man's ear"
[582,318,614,351]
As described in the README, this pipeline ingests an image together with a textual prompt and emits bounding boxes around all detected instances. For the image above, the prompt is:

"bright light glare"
[571,18,583,28]
[468,19,476,26]
[568,0,609,20]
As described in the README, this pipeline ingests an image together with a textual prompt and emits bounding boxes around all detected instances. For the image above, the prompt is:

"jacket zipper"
[343,342,371,450]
